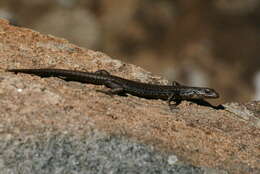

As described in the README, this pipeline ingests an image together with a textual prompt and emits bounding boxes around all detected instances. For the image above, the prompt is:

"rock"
[0,19,259,174]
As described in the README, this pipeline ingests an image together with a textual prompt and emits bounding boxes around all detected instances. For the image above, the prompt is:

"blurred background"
[1,0,260,103]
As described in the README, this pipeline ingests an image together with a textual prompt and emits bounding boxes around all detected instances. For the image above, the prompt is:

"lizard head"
[180,87,219,99]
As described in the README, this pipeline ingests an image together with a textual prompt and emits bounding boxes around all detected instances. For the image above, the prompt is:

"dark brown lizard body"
[7,68,219,107]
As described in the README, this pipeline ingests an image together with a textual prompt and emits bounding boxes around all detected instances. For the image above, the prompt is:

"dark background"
[1,0,260,103]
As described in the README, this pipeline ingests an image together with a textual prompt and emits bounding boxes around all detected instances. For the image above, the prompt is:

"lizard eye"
[204,89,211,93]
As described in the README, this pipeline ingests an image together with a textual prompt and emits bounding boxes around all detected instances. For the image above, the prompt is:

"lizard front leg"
[167,93,181,110]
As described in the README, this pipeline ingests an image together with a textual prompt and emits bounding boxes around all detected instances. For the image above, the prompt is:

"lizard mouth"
[205,91,219,99]
[194,88,220,99]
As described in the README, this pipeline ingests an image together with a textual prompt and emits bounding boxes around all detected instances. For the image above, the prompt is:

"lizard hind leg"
[94,70,110,76]
[99,80,127,96]
[172,81,181,86]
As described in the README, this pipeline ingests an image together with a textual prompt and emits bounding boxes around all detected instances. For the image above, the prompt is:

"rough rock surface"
[0,19,259,174]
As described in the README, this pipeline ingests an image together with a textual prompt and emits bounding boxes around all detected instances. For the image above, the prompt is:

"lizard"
[7,68,220,108]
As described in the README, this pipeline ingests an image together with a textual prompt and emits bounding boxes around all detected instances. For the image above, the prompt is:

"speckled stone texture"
[0,19,259,174]
[0,131,206,174]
